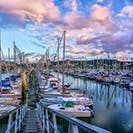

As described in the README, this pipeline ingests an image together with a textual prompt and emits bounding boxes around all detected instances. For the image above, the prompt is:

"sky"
[0,0,133,61]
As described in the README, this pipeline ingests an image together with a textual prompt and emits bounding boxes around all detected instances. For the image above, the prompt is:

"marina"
[0,61,133,133]
[0,30,133,133]
[0,32,133,133]
[0,0,133,133]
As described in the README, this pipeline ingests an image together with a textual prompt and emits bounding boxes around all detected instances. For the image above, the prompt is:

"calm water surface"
[53,72,133,133]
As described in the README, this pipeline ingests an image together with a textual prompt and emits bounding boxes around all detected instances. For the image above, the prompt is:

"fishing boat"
[0,77,21,98]
[97,76,103,82]
[103,75,113,84]
[113,74,121,84]
[41,96,93,107]
[48,101,92,118]
[119,76,131,87]
[48,77,60,89]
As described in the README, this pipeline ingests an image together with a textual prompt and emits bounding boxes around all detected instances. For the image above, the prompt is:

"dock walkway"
[19,71,43,133]
[20,109,41,133]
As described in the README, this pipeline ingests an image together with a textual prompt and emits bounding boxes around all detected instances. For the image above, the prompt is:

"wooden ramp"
[20,108,43,133]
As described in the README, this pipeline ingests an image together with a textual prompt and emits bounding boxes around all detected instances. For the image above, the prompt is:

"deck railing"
[37,102,112,133]
[0,103,27,133]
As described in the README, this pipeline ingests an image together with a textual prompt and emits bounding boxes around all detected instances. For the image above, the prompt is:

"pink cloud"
[115,52,128,60]
[0,0,60,26]
[63,0,78,11]
[91,4,110,21]
[70,48,103,56]
[63,3,116,34]
[63,0,92,30]
[120,5,133,18]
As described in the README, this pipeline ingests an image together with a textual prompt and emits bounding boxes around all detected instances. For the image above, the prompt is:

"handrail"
[37,101,112,133]
[0,103,28,133]
[0,104,22,119]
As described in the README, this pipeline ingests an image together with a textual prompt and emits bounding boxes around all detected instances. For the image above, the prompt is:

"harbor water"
[53,72,133,133]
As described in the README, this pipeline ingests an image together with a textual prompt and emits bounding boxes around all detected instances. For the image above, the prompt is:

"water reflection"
[53,72,133,132]
[131,92,133,112]
[56,72,132,111]
[89,84,132,111]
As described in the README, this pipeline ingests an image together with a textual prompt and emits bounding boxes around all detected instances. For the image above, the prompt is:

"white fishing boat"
[48,101,92,118]
[113,75,121,84]
[41,96,93,107]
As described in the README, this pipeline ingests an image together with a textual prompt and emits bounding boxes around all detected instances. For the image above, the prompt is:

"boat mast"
[46,48,50,76]
[8,48,10,71]
[57,38,60,79]
[107,51,110,75]
[0,31,2,87]
[62,30,66,94]
[13,41,17,74]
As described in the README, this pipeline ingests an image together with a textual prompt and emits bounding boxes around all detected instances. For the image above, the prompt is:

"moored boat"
[48,101,92,118]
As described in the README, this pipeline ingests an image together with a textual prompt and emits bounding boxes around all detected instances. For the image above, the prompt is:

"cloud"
[76,35,92,45]
[62,3,117,34]
[1,0,132,59]
[91,4,110,21]
[97,0,104,3]
[63,0,92,30]
[61,3,132,56]
[119,5,133,18]
[63,0,78,11]
[115,52,128,60]
[24,52,35,57]
[70,48,103,56]
[99,32,133,53]
[32,41,46,49]
[74,28,133,54]
[0,0,60,27]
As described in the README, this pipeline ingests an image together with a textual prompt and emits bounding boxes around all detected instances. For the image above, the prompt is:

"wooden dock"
[19,71,43,133]
[20,109,40,133]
